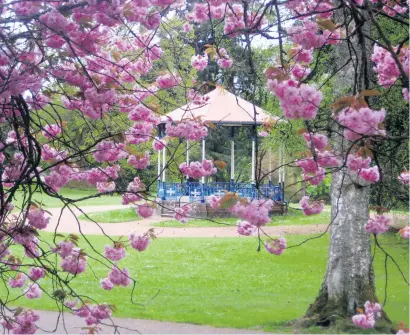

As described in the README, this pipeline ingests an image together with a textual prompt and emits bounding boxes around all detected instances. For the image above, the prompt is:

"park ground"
[6,188,410,334]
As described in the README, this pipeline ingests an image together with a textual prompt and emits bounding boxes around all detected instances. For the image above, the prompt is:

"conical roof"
[160,88,271,125]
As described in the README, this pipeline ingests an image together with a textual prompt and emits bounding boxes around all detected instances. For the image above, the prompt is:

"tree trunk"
[298,6,395,333]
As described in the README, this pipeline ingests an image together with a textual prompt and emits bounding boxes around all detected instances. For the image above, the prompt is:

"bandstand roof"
[160,88,274,126]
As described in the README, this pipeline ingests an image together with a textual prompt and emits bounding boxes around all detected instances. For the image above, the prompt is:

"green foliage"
[8,233,409,330]
[306,174,332,203]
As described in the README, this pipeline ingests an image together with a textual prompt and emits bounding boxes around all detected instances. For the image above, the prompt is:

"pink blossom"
[303,167,326,185]
[96,181,116,193]
[359,166,380,183]
[24,282,42,299]
[122,193,141,205]
[129,233,150,252]
[230,199,273,227]
[187,89,210,105]
[300,196,324,215]
[42,124,61,139]
[210,196,221,210]
[347,154,371,171]
[127,153,150,169]
[237,221,257,236]
[191,54,208,71]
[264,237,287,255]
[108,266,131,286]
[54,240,74,258]
[28,267,45,281]
[317,151,342,168]
[174,205,190,223]
[2,310,40,334]
[179,160,217,179]
[365,215,390,234]
[183,23,192,32]
[399,226,410,239]
[9,273,27,288]
[303,133,328,150]
[352,313,375,329]
[403,88,410,102]
[398,171,410,186]
[152,138,167,151]
[104,245,126,261]
[93,141,126,163]
[166,119,208,141]
[156,73,181,89]
[27,208,50,230]
[61,250,87,274]
[136,203,155,218]
[100,278,114,290]
[217,58,234,69]
[258,131,268,137]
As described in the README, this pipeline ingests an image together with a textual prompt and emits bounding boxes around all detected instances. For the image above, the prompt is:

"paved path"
[35,310,269,334]
[44,205,329,237]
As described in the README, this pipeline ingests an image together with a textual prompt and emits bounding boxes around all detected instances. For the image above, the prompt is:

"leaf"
[219,192,238,209]
[358,89,382,97]
[14,307,23,316]
[296,128,307,135]
[204,121,216,129]
[214,160,227,170]
[146,103,160,114]
[204,47,216,60]
[331,96,355,111]
[353,96,368,109]
[317,19,337,31]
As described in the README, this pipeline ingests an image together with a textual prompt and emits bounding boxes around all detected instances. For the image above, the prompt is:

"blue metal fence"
[158,181,284,202]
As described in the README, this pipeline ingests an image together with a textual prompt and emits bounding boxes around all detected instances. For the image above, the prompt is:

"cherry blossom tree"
[0,0,408,333]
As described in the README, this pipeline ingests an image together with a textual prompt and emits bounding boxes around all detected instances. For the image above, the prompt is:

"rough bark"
[297,6,395,333]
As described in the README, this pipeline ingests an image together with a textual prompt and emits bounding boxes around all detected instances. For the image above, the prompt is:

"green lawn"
[5,233,408,333]
[78,207,141,223]
[9,188,123,208]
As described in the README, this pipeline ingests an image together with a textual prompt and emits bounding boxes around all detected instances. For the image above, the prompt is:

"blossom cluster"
[179,160,217,179]
[352,301,382,329]
[165,119,208,140]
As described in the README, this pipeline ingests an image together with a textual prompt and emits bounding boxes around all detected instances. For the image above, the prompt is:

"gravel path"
[43,205,329,237]
[35,310,270,334]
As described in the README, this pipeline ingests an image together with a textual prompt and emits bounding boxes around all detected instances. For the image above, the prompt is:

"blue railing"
[158,181,284,203]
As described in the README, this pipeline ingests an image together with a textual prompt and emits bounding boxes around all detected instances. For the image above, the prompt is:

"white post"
[268,148,272,182]
[157,148,161,178]
[201,139,206,184]
[251,136,256,183]
[230,138,235,180]
[162,148,166,182]
[281,145,285,183]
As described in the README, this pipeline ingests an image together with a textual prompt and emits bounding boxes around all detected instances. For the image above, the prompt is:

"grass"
[5,233,408,333]
[155,208,331,228]
[78,207,141,223]
[9,188,123,208]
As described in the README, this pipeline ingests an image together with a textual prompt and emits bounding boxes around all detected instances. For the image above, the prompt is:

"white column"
[281,145,285,183]
[230,138,235,180]
[201,139,206,183]
[162,148,166,182]
[251,136,256,183]
[268,148,272,182]
[157,148,161,178]
[278,146,282,183]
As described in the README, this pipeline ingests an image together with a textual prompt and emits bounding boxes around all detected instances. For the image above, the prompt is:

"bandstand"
[156,89,286,217]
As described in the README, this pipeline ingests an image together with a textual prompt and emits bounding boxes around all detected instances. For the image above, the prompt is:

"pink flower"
[303,167,326,185]
[398,171,410,186]
[303,133,328,151]
[60,250,87,274]
[108,266,131,287]
[96,181,116,193]
[183,23,192,32]
[42,124,61,139]
[264,237,286,255]
[365,215,390,234]
[352,313,375,329]
[258,131,268,137]
[136,203,155,218]
[300,196,324,215]
[174,205,190,223]
[399,226,410,239]
[100,278,114,290]
[152,138,167,151]
[156,73,181,89]
[347,154,371,171]
[9,273,27,288]
[230,199,273,227]
[104,245,126,261]
[237,221,257,236]
[128,153,150,170]
[210,196,221,210]
[27,208,50,230]
[179,160,217,179]
[191,54,208,71]
[24,283,42,299]
[129,233,150,252]
[28,267,45,281]
[359,166,380,183]
[166,119,208,141]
